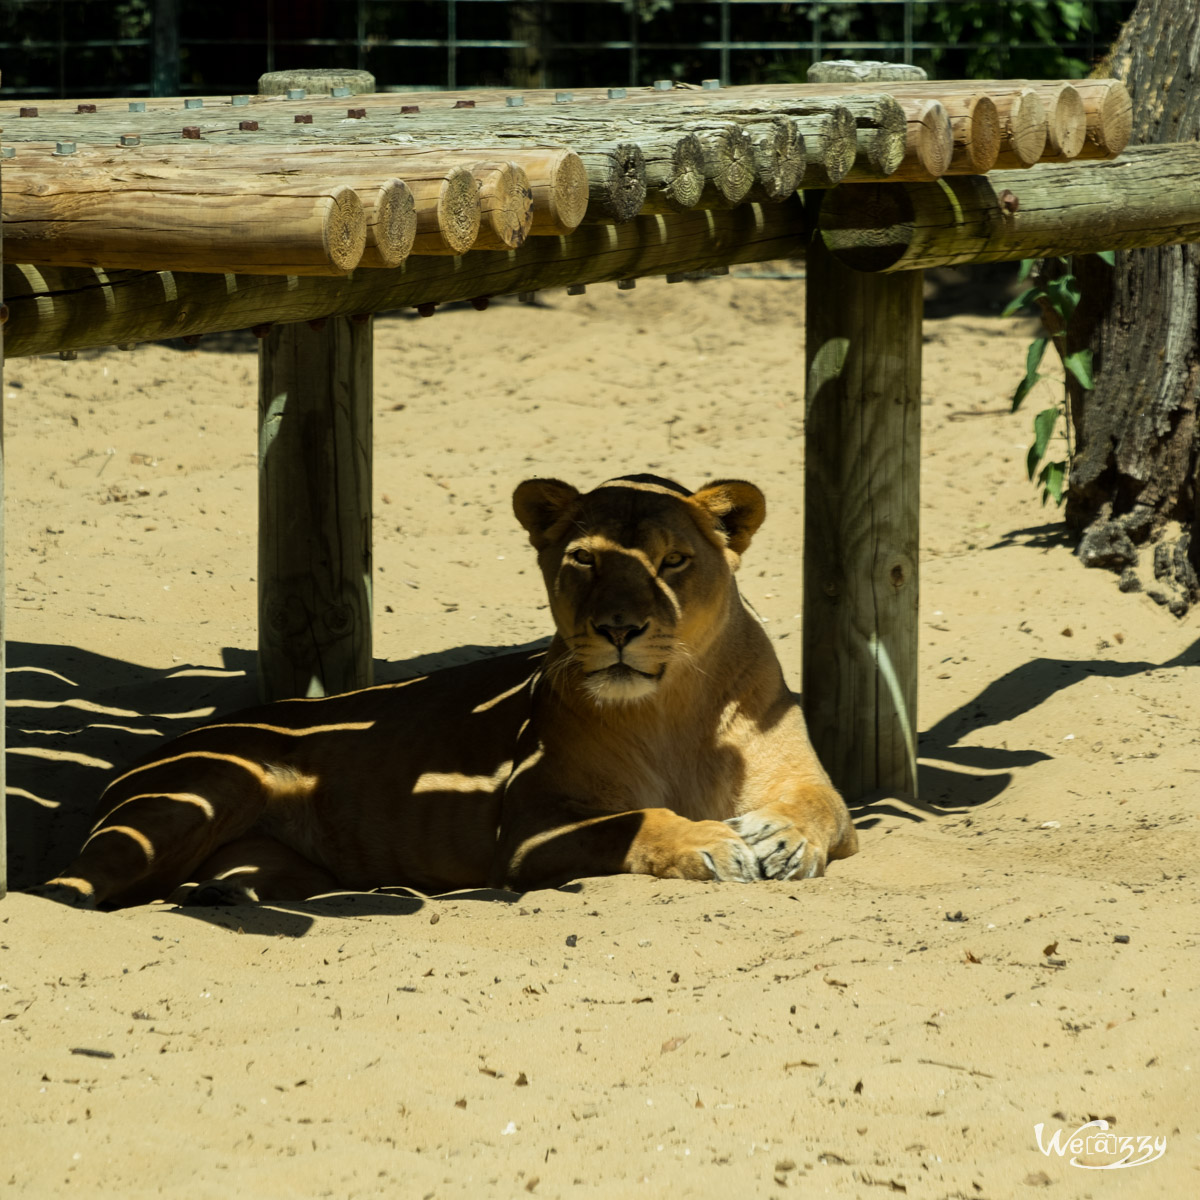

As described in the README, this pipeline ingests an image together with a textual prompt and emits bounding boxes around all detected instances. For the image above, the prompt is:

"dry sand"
[2,271,1197,1197]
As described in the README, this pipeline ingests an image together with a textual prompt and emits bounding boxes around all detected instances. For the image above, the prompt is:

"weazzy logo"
[1034,1119,1166,1170]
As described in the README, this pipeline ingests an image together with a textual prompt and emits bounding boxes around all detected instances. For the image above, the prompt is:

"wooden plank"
[3,199,809,358]
[258,316,373,700]
[819,143,1200,275]
[803,212,921,801]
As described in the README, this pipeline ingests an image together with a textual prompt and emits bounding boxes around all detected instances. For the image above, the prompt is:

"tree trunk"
[1065,0,1200,614]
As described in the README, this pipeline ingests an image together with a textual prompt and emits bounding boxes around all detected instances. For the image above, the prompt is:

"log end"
[547,150,590,233]
[367,178,416,267]
[915,100,954,178]
[472,161,534,250]
[963,94,1001,174]
[1046,84,1087,159]
[818,183,914,273]
[435,165,483,255]
[323,185,368,273]
[1095,79,1133,156]
[1007,89,1048,166]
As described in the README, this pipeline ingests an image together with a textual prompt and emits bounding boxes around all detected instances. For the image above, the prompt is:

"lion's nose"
[594,621,647,648]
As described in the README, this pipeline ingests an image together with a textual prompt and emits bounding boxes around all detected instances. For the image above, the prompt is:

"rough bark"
[1062,0,1200,615]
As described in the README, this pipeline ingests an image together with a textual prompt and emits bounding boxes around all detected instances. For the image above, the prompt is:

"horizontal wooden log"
[637,131,705,214]
[843,98,953,183]
[743,117,806,202]
[2,198,809,358]
[817,144,1200,274]
[992,87,1048,169]
[1,154,366,275]
[460,161,533,252]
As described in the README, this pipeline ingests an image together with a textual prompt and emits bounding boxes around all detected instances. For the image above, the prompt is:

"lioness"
[37,474,857,909]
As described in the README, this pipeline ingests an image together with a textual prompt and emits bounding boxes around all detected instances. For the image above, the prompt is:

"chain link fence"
[0,0,1134,99]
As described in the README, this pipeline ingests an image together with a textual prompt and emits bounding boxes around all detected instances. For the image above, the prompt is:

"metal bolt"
[567,284,586,296]
[453,100,475,109]
[347,107,366,119]
[182,334,203,345]
[469,296,490,311]
[231,95,250,106]
[506,95,524,107]
[19,106,39,117]
[652,79,673,91]
[119,134,141,147]
[518,291,537,304]
[701,78,721,90]
[999,189,1020,214]
[417,303,437,318]
[54,141,77,156]
[400,105,419,114]
[251,323,273,338]
[76,103,97,113]
[184,97,203,109]
[294,113,313,124]
[617,278,636,290]
[331,86,351,98]
[555,92,573,103]
[59,350,78,361]
[607,88,627,100]
[117,342,137,351]
[286,88,306,100]
[350,313,371,325]
[665,273,685,284]
[0,147,14,159]
[238,120,259,132]
[307,318,328,332]
[128,101,147,112]
[181,126,201,139]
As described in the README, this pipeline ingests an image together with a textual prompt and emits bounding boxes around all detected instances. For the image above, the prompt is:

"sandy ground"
[2,272,1198,1197]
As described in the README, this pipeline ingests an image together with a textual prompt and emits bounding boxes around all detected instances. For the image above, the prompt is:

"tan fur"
[36,474,857,909]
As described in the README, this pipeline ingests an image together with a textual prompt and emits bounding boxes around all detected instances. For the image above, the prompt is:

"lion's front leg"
[725,785,858,881]
[496,806,763,889]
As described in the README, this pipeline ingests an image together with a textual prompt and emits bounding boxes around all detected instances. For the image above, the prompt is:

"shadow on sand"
[9,633,1197,906]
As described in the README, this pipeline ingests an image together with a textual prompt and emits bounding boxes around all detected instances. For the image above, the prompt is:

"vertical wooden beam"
[1,151,6,900]
[258,317,373,701]
[803,215,922,801]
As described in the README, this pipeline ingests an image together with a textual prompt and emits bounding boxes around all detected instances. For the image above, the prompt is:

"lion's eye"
[569,547,595,566]
[661,551,688,570]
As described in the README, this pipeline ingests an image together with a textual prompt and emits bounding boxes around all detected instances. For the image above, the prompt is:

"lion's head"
[512,473,766,705]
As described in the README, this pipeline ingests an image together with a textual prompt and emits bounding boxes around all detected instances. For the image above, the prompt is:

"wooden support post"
[803,208,921,801]
[1,165,6,900]
[258,317,373,701]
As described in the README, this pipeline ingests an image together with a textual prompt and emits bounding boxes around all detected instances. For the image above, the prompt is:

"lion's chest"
[587,724,748,821]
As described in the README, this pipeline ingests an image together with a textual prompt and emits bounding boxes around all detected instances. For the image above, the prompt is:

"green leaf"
[1026,336,1048,378]
[1002,285,1043,318]
[1063,348,1094,390]
[1045,275,1080,320]
[1032,406,1060,462]
[1017,258,1036,283]
[1026,440,1042,481]
[1012,371,1042,413]
[1039,460,1067,506]
[1096,250,1116,267]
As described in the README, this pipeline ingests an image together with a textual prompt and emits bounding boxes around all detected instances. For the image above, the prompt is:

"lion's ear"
[692,480,767,556]
[512,478,581,549]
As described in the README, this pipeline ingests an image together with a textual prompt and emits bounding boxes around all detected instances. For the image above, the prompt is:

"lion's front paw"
[724,811,826,880]
[673,822,763,882]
